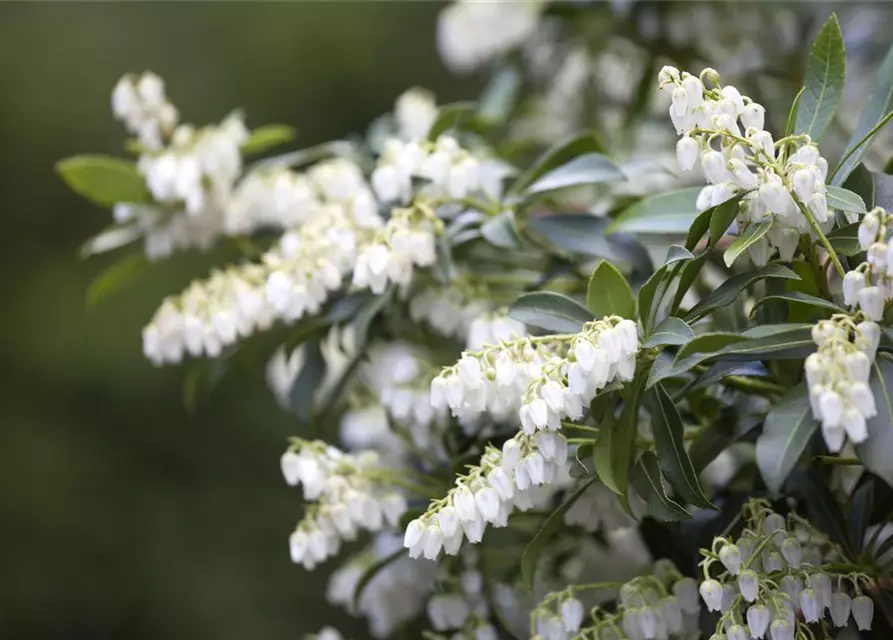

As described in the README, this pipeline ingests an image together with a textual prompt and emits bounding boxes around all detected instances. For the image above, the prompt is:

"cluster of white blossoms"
[223,168,319,235]
[660,66,832,266]
[352,204,440,294]
[404,432,569,560]
[436,0,543,74]
[533,561,701,640]
[281,439,407,571]
[424,549,499,639]
[843,206,893,321]
[805,316,879,452]
[371,134,493,205]
[327,533,436,638]
[700,501,875,639]
[111,71,179,150]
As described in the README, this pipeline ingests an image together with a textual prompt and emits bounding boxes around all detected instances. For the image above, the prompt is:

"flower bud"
[859,285,885,321]
[780,537,802,568]
[780,575,803,603]
[719,543,742,575]
[696,185,715,211]
[859,211,880,250]
[673,577,700,614]
[852,594,874,630]
[746,603,770,638]
[676,136,699,171]
[702,150,730,184]
[727,624,748,640]
[560,597,584,632]
[843,271,866,307]
[729,158,758,190]
[738,569,760,602]
[741,102,766,131]
[830,592,852,627]
[769,619,794,640]
[699,579,723,612]
[800,588,822,622]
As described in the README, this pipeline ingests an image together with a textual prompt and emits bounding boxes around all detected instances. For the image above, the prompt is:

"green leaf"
[650,383,715,509]
[57,155,150,207]
[427,102,478,140]
[827,221,863,256]
[646,351,677,389]
[288,339,327,422]
[520,476,598,592]
[608,187,702,235]
[671,252,709,315]
[850,481,875,554]
[715,325,815,361]
[685,263,801,322]
[708,193,746,246]
[570,443,594,478]
[786,87,805,137]
[240,124,296,155]
[526,153,625,195]
[665,245,695,265]
[643,317,695,349]
[723,218,773,268]
[833,44,893,185]
[480,211,523,249]
[86,253,148,306]
[794,13,846,140]
[638,265,669,335]
[789,468,855,560]
[353,548,407,608]
[841,163,876,210]
[749,291,845,317]
[586,261,634,319]
[594,378,644,497]
[629,451,691,522]
[826,186,868,214]
[509,133,606,196]
[857,358,893,487]
[647,333,748,388]
[508,292,592,333]
[351,288,393,351]
[80,225,143,258]
[685,207,714,252]
[477,66,522,125]
[755,384,819,493]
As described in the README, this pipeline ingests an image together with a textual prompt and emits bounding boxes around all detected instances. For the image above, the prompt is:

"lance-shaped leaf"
[723,218,773,268]
[826,186,868,214]
[427,101,477,140]
[648,332,748,388]
[713,325,816,361]
[481,210,523,249]
[643,317,695,349]
[608,187,702,235]
[630,451,691,522]
[57,155,151,207]
[509,132,606,196]
[509,292,592,333]
[594,378,644,497]
[520,476,598,592]
[794,14,846,140]
[684,263,800,322]
[833,43,893,186]
[749,291,845,317]
[240,124,296,155]
[289,339,327,422]
[857,358,893,488]
[708,193,747,245]
[786,87,804,137]
[755,383,819,493]
[850,481,875,554]
[526,153,625,195]
[826,221,862,256]
[586,261,634,319]
[86,253,148,307]
[650,383,715,509]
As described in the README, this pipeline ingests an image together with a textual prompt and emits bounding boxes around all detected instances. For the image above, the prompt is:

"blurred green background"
[0,4,474,638]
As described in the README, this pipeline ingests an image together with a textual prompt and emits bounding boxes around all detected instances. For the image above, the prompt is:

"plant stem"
[829,108,893,183]
[790,190,846,278]
[722,375,787,397]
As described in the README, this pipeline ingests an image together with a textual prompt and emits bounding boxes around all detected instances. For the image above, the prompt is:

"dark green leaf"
[826,186,868,214]
[786,87,804,137]
[570,443,594,478]
[788,468,855,560]
[643,317,694,349]
[638,265,669,335]
[509,133,606,196]
[749,291,845,316]
[841,163,876,209]
[723,218,773,268]
[794,14,846,140]
[86,253,148,306]
[646,350,677,389]
[833,44,893,185]
[755,384,818,493]
[685,207,714,252]
[650,383,715,509]
[671,252,709,314]
[629,451,691,522]
[851,481,875,553]
[857,358,893,487]
[714,325,815,361]
[690,361,770,393]
[708,193,747,246]
[586,261,634,319]
[520,476,598,592]
[240,124,296,155]
[57,155,150,207]
[481,211,523,249]
[648,333,748,388]
[427,102,477,140]
[508,292,592,333]
[288,339,327,422]
[608,187,702,235]
[353,548,407,608]
[685,263,801,322]
[827,222,863,256]
[477,66,522,124]
[594,378,644,497]
[526,153,625,195]
[665,245,695,265]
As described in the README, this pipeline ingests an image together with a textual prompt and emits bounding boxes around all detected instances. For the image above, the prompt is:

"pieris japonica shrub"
[59,3,893,639]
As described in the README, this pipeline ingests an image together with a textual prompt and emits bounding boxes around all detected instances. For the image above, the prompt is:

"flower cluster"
[223,168,320,235]
[805,316,879,452]
[660,66,831,266]
[404,432,568,560]
[327,533,436,638]
[700,500,876,639]
[281,439,407,571]
[352,204,440,294]
[844,206,893,320]
[436,0,543,74]
[111,71,179,150]
[533,561,701,640]
[425,550,499,639]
